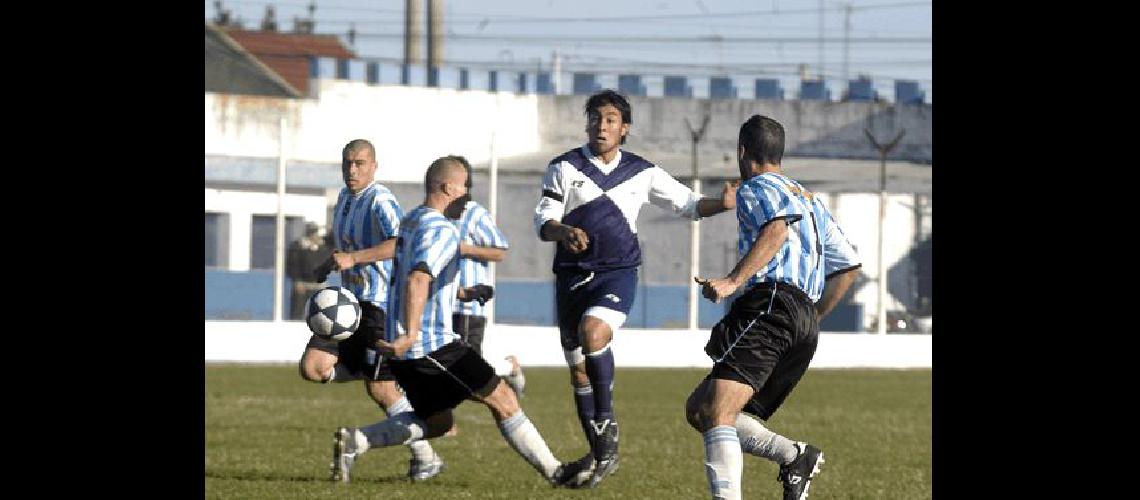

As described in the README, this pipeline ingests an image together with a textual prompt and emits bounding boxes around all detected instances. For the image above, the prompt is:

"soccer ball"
[305,286,361,341]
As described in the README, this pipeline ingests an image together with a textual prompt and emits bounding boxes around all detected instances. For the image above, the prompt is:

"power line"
[346,33,930,44]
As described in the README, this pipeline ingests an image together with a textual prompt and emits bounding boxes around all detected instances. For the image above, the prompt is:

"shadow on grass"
[205,470,412,485]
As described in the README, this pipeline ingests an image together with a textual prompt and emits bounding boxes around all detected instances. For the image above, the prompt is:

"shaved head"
[424,156,466,195]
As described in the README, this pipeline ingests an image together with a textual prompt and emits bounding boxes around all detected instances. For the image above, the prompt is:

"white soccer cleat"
[503,355,526,398]
[330,427,358,483]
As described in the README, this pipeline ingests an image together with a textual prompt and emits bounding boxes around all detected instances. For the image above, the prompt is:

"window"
[205,212,230,268]
[250,215,306,270]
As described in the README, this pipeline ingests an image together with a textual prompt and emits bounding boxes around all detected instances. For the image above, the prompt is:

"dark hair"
[342,138,375,160]
[447,155,473,189]
[585,89,631,144]
[738,115,785,166]
[424,156,464,195]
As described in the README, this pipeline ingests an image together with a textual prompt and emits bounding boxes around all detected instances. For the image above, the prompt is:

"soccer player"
[445,155,526,398]
[298,139,444,482]
[687,115,861,500]
[533,89,739,487]
[330,157,589,487]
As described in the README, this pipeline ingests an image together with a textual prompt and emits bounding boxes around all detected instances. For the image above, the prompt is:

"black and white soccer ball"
[305,286,361,341]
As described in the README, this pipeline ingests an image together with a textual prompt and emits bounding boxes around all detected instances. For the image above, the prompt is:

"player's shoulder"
[369,182,398,200]
[550,146,587,167]
[617,149,654,168]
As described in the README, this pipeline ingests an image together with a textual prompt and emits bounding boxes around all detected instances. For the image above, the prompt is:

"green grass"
[206,365,931,499]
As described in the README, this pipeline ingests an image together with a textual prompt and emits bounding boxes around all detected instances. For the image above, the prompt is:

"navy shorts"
[555,267,637,351]
[704,281,819,420]
[305,301,396,381]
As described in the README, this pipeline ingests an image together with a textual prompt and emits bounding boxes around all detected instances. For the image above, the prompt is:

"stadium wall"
[204,321,932,369]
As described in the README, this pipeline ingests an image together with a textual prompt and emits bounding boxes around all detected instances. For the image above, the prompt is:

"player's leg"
[298,341,361,383]
[477,376,588,486]
[685,377,753,500]
[365,378,444,481]
[576,268,637,487]
[556,271,597,455]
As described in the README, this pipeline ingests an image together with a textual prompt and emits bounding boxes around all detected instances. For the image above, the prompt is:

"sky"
[205,0,931,102]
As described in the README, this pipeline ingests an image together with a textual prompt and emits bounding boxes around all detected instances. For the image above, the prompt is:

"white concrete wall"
[204,188,329,271]
[205,81,542,183]
[204,321,931,369]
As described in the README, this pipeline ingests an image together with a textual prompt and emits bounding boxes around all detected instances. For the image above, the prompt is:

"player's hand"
[469,284,494,305]
[376,334,415,358]
[311,256,336,282]
[721,180,740,210]
[694,276,739,303]
[332,251,355,271]
[559,225,590,254]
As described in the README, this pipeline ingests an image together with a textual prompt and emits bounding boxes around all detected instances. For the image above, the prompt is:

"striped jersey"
[384,205,462,360]
[534,145,702,273]
[332,182,403,308]
[736,172,860,302]
[451,200,509,317]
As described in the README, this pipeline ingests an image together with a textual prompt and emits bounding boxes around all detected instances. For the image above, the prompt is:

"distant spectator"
[286,222,328,320]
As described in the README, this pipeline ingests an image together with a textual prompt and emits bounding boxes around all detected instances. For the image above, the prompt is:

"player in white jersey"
[330,157,590,487]
[533,89,739,488]
[688,115,861,500]
[297,139,443,482]
[444,155,526,398]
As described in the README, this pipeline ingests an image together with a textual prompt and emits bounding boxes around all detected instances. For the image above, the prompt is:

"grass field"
[205,365,931,499]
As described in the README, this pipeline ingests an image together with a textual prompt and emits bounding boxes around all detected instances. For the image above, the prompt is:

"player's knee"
[578,317,613,352]
[299,360,328,383]
[424,411,454,439]
[685,393,708,431]
[484,381,521,420]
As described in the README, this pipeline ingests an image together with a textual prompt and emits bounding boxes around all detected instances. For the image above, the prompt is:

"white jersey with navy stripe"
[451,200,509,317]
[736,172,860,302]
[534,145,702,273]
[385,205,461,360]
[332,182,403,308]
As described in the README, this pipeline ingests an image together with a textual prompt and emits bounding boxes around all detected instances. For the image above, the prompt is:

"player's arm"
[815,267,859,318]
[535,161,589,253]
[382,267,430,358]
[332,238,396,270]
[648,167,738,220]
[459,244,507,262]
[334,195,403,270]
[695,218,789,303]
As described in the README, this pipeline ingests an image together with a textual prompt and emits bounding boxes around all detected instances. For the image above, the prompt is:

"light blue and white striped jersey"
[736,172,860,302]
[333,182,404,308]
[385,205,462,360]
[451,200,509,317]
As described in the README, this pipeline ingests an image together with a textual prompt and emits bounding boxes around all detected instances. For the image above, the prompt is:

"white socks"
[734,413,799,465]
[490,357,515,377]
[384,397,437,463]
[497,411,559,479]
[356,411,426,453]
[703,426,743,500]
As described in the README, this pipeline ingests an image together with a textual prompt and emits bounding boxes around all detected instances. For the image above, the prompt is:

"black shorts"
[305,302,396,381]
[453,313,487,355]
[704,281,819,420]
[388,341,499,420]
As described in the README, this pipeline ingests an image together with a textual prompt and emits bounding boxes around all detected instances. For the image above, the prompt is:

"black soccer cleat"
[777,442,824,500]
[585,419,620,488]
[550,453,595,488]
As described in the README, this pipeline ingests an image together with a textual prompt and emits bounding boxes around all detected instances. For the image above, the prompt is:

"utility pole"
[864,128,905,335]
[818,0,824,82]
[685,114,711,331]
[842,2,851,87]
[552,50,561,95]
